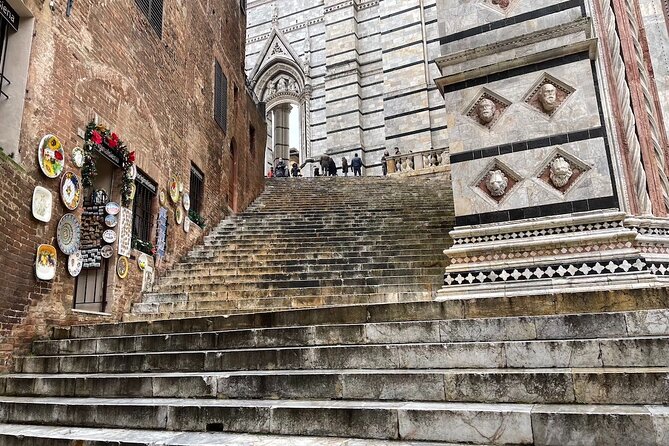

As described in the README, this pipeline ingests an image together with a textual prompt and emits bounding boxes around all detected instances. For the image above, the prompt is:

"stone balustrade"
[386,147,449,175]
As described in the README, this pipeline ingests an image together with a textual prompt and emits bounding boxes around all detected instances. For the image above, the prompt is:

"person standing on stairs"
[341,157,349,176]
[351,153,363,176]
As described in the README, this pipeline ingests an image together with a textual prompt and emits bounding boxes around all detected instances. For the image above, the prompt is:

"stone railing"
[386,147,449,175]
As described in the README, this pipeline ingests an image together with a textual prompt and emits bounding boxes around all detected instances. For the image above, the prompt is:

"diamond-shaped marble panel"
[465,88,512,130]
[537,148,591,194]
[524,73,575,118]
[474,159,522,203]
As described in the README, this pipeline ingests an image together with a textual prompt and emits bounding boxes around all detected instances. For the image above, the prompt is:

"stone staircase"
[2,177,669,444]
[127,176,454,321]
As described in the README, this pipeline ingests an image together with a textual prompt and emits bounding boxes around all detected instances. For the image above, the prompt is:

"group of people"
[267,154,363,178]
[330,154,363,177]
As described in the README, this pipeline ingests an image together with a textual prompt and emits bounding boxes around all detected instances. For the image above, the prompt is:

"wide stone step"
[174,254,446,269]
[187,245,448,257]
[0,397,664,444]
[54,288,669,340]
[3,368,668,405]
[34,309,669,356]
[0,424,457,446]
[16,336,669,374]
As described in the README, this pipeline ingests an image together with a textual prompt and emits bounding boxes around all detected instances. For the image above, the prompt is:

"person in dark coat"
[291,163,301,177]
[341,157,349,176]
[351,153,363,176]
[327,158,337,176]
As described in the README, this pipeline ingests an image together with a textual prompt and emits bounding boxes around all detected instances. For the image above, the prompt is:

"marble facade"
[435,0,669,299]
[245,0,449,176]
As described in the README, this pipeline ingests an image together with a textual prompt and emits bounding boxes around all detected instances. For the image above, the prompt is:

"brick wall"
[0,0,266,370]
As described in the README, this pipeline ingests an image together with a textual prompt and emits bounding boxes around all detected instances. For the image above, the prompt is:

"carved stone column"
[273,103,291,162]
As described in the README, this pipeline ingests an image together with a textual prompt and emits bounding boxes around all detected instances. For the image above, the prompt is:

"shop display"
[104,214,118,228]
[36,244,57,281]
[32,186,53,223]
[117,207,133,257]
[116,256,129,279]
[103,229,117,244]
[105,202,120,215]
[80,190,107,269]
[71,147,84,168]
[60,171,82,211]
[67,251,83,277]
[38,134,65,178]
[57,214,81,255]
[156,207,168,258]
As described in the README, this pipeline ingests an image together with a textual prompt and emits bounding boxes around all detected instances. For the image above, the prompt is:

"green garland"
[82,121,136,207]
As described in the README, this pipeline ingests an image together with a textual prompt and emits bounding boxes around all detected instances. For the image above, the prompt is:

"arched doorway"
[229,139,238,211]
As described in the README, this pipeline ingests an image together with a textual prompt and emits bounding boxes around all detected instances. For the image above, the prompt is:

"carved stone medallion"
[475,160,521,203]
[465,89,512,130]
[537,148,591,194]
[524,74,575,118]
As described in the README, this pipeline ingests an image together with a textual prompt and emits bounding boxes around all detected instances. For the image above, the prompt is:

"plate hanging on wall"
[71,147,85,168]
[100,244,114,259]
[103,229,117,244]
[159,189,167,206]
[182,193,190,211]
[184,217,190,233]
[36,244,57,281]
[38,134,65,179]
[105,214,118,228]
[116,256,129,279]
[169,178,179,203]
[60,171,82,211]
[137,253,149,270]
[105,202,121,215]
[32,186,53,223]
[175,207,184,225]
[68,251,83,277]
[57,214,81,255]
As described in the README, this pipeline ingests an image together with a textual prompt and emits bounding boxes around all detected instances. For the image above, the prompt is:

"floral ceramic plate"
[184,217,190,233]
[101,244,114,259]
[57,214,81,255]
[137,253,149,270]
[169,178,179,203]
[182,193,190,211]
[105,214,118,228]
[36,244,57,281]
[68,251,83,277]
[71,147,85,168]
[103,229,117,244]
[159,189,166,206]
[105,202,121,215]
[60,171,82,211]
[175,207,184,225]
[38,135,65,178]
[32,186,53,223]
[117,256,129,279]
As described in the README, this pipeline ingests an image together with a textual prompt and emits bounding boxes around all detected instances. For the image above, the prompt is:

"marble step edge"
[0,424,458,446]
[54,288,669,340]
[0,398,665,444]
[32,308,669,355]
[164,263,449,277]
[3,368,669,405]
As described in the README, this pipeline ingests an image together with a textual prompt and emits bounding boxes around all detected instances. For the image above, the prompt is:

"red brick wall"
[0,0,266,369]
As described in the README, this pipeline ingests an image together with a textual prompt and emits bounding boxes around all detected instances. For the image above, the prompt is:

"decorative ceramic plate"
[103,229,117,244]
[116,256,129,279]
[101,244,114,259]
[169,178,179,203]
[129,183,137,201]
[184,217,190,233]
[71,147,84,168]
[178,181,184,193]
[182,193,190,211]
[175,207,184,225]
[57,214,81,255]
[32,186,53,223]
[36,244,57,281]
[60,171,82,211]
[159,189,166,206]
[128,164,137,180]
[67,251,83,277]
[105,214,118,228]
[137,253,149,270]
[105,202,121,215]
[38,135,65,178]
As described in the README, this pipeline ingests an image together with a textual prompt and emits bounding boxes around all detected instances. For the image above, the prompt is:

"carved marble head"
[485,170,509,197]
[477,98,497,124]
[549,156,573,188]
[539,83,558,112]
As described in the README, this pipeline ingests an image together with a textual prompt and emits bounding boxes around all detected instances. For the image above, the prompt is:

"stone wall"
[0,0,266,369]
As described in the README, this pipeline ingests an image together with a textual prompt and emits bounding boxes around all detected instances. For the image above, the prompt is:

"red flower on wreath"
[91,130,102,145]
[107,132,119,149]
[128,151,136,163]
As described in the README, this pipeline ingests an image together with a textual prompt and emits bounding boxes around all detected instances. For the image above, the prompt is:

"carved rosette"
[524,73,575,118]
[537,148,591,194]
[465,89,512,130]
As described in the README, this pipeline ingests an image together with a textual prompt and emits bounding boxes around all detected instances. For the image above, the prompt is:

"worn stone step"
[0,424,458,446]
[173,254,446,269]
[54,288,669,340]
[33,309,669,356]
[16,336,669,374]
[0,397,665,444]
[3,368,669,405]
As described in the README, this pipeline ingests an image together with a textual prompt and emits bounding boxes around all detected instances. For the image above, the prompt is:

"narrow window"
[135,0,163,37]
[189,163,204,215]
[132,170,157,246]
[214,60,228,132]
[249,125,256,158]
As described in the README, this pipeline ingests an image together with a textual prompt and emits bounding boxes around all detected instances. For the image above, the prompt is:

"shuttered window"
[214,60,228,132]
[135,0,163,38]
[189,164,204,215]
